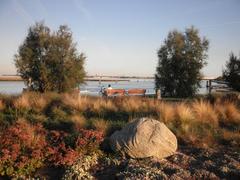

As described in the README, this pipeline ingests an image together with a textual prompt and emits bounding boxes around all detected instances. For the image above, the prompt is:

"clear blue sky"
[0,0,240,77]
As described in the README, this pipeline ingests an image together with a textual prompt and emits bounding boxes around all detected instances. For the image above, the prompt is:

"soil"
[95,145,240,180]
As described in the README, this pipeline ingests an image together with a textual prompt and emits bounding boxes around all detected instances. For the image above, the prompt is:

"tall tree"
[223,53,240,91]
[15,22,85,93]
[155,26,209,97]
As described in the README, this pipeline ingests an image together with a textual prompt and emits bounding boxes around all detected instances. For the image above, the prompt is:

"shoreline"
[0,75,153,82]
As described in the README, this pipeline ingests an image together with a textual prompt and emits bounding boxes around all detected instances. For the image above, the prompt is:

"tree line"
[15,22,240,97]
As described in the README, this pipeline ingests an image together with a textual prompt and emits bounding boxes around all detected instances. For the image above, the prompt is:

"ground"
[94,146,240,179]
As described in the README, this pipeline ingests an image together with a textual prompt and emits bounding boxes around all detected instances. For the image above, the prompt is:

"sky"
[0,0,240,77]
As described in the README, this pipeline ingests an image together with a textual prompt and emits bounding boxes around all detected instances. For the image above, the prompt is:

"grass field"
[0,92,239,178]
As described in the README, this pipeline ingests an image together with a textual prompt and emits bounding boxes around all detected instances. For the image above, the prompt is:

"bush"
[0,120,47,178]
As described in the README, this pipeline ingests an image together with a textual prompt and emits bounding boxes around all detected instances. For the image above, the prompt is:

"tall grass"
[156,102,175,123]
[62,93,89,112]
[13,94,30,110]
[192,99,218,126]
[0,99,5,110]
[0,92,239,148]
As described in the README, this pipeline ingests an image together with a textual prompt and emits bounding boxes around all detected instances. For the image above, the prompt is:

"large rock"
[109,117,177,159]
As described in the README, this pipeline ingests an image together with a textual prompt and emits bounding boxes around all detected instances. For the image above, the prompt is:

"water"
[0,79,209,95]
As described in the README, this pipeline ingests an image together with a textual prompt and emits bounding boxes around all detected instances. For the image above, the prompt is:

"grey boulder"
[109,117,177,159]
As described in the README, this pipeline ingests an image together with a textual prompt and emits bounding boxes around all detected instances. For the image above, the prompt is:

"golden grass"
[1,93,239,148]
[13,94,30,109]
[91,119,109,134]
[70,114,87,130]
[92,99,117,114]
[156,102,175,123]
[120,97,142,112]
[224,103,240,125]
[0,99,5,110]
[214,102,240,125]
[30,94,48,112]
[62,94,89,112]
[176,102,194,122]
[192,100,218,126]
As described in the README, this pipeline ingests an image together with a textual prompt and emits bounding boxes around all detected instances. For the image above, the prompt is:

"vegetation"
[14,22,86,93]
[155,26,209,97]
[223,52,240,91]
[0,93,239,178]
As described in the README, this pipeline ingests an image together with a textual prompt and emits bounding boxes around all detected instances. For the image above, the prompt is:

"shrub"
[45,129,103,166]
[45,131,79,166]
[0,119,47,178]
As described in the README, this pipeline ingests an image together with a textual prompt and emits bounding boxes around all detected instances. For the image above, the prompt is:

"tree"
[155,26,209,97]
[223,53,240,91]
[15,22,86,93]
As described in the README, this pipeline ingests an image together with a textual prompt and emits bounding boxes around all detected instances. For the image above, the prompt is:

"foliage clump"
[155,26,209,97]
[15,22,85,93]
[223,53,240,91]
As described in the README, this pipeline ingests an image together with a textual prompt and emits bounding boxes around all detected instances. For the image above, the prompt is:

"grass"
[0,92,239,179]
[0,92,239,148]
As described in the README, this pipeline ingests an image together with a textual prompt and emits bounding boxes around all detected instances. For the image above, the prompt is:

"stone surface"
[109,117,177,159]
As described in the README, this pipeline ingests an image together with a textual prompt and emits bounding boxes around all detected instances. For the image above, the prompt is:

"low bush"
[0,119,47,178]
[0,119,104,178]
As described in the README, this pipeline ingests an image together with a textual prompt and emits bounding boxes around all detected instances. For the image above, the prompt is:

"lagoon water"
[0,79,208,95]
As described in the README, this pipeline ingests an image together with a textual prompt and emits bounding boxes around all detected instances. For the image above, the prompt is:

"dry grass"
[224,103,240,125]
[192,100,218,127]
[13,94,30,109]
[215,102,240,126]
[70,114,87,130]
[120,97,142,113]
[156,102,175,123]
[1,93,239,148]
[62,94,89,112]
[176,102,194,122]
[0,99,5,110]
[91,118,109,134]
[92,99,117,114]
[30,94,48,112]
[222,129,240,144]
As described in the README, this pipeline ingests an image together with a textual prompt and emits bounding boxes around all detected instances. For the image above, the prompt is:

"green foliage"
[155,26,209,97]
[15,22,86,93]
[223,53,240,91]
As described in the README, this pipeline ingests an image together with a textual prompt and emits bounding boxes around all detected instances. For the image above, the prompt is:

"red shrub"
[0,120,104,177]
[45,129,104,166]
[0,120,47,177]
[46,131,79,166]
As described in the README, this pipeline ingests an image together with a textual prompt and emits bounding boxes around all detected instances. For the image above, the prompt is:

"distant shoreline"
[0,75,154,82]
